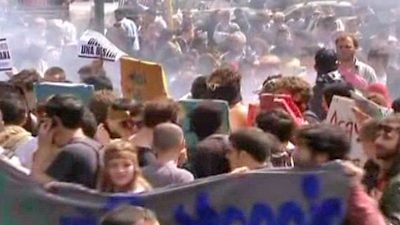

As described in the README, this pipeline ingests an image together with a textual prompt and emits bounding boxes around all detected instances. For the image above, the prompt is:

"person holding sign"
[294,124,386,225]
[374,114,400,224]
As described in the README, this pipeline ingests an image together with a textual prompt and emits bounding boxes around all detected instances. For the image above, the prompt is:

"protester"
[43,67,67,82]
[107,9,140,54]
[190,75,209,99]
[309,48,345,120]
[31,94,101,188]
[295,124,351,166]
[358,119,381,196]
[322,83,354,113]
[256,108,295,167]
[213,10,240,45]
[89,90,118,126]
[190,134,230,178]
[142,123,194,188]
[8,70,41,110]
[0,95,36,169]
[2,0,400,223]
[374,114,400,223]
[81,108,98,139]
[78,63,107,83]
[227,127,279,171]
[189,100,223,142]
[130,99,180,167]
[207,67,247,131]
[100,205,160,225]
[295,124,386,225]
[106,98,143,141]
[335,32,378,88]
[99,140,152,193]
[0,107,27,173]
[265,76,318,123]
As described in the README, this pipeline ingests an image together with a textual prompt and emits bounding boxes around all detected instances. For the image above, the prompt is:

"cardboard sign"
[325,96,364,164]
[0,158,349,225]
[120,56,169,101]
[247,94,304,127]
[78,30,126,62]
[351,90,393,119]
[34,82,95,104]
[179,99,230,149]
[0,38,12,72]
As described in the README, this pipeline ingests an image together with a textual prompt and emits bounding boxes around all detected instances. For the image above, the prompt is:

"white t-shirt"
[0,147,29,174]
[14,137,37,170]
[120,18,140,51]
[63,21,77,45]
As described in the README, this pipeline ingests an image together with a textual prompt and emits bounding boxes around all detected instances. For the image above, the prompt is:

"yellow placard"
[120,56,169,101]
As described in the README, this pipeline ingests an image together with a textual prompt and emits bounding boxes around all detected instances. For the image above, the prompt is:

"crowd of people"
[2,0,400,224]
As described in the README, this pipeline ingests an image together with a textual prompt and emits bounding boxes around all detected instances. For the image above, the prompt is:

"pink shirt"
[346,185,386,225]
[339,67,368,90]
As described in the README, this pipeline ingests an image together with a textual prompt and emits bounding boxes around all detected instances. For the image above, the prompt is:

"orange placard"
[120,56,169,101]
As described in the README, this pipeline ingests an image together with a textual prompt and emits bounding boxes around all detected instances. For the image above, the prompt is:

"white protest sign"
[0,38,12,72]
[325,95,365,165]
[78,30,126,62]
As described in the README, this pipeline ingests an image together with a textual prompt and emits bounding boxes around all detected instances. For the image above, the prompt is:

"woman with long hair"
[99,140,152,193]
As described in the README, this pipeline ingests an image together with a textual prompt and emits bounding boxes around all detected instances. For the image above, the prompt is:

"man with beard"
[375,114,400,224]
[294,124,385,225]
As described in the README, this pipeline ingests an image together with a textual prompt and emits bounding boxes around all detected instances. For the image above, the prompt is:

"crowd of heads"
[2,0,400,100]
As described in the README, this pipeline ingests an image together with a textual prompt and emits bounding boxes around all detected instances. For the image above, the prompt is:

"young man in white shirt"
[114,9,140,53]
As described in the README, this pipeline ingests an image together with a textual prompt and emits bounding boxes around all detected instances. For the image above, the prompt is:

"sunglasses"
[120,119,142,130]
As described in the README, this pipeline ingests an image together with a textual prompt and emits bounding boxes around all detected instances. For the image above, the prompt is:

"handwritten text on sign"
[0,38,12,71]
[326,96,365,164]
[329,110,359,140]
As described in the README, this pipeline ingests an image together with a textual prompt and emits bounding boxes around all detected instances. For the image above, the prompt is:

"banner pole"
[94,0,105,34]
